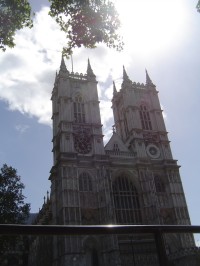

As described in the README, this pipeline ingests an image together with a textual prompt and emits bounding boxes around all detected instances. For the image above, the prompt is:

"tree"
[197,0,200,12]
[0,0,123,56]
[0,164,30,265]
[0,0,33,51]
[0,164,30,224]
[49,0,123,56]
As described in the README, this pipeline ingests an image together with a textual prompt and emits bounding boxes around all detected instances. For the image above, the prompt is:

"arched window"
[79,172,92,192]
[84,238,99,266]
[91,248,99,266]
[113,176,142,224]
[154,175,165,192]
[74,94,85,123]
[124,112,129,137]
[139,105,152,130]
[113,143,120,152]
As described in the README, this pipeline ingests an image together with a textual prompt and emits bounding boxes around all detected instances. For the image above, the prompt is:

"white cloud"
[0,5,131,129]
[116,0,189,59]
[0,7,66,126]
[100,100,113,127]
[15,124,30,134]
[104,84,113,100]
[0,1,192,132]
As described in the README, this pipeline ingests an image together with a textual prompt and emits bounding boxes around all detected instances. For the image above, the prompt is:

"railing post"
[154,229,168,266]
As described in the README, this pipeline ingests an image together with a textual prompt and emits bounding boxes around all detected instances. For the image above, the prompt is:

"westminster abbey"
[28,58,198,266]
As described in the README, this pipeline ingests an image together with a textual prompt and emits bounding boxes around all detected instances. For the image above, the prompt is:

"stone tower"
[50,58,117,266]
[48,58,194,266]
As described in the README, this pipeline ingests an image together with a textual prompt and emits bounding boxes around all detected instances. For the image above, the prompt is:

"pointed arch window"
[113,143,120,152]
[84,238,99,266]
[139,105,152,130]
[154,175,165,193]
[113,176,142,224]
[79,172,92,192]
[91,248,99,266]
[124,112,129,136]
[74,94,85,123]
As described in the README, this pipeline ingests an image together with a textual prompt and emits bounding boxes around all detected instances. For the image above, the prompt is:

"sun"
[115,0,188,57]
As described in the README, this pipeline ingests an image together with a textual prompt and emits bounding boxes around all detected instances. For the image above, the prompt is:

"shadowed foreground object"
[1,224,200,266]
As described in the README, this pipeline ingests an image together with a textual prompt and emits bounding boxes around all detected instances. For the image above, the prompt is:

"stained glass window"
[74,95,85,123]
[139,105,152,130]
[113,176,142,224]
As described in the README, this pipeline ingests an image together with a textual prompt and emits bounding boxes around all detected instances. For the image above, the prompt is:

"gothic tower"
[47,58,195,266]
[110,66,189,225]
[50,58,117,266]
[107,66,194,258]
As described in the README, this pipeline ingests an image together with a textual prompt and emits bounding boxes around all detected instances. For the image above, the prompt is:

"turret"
[122,66,132,88]
[145,69,155,88]
[113,81,117,95]
[59,56,69,76]
[87,59,96,80]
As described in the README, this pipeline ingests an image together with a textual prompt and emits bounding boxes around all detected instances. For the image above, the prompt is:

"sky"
[0,0,200,232]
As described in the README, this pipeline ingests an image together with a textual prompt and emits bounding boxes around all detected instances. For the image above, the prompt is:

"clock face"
[146,144,160,159]
[74,129,92,154]
[149,147,157,155]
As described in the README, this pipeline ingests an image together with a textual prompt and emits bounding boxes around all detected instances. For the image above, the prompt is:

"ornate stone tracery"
[73,126,92,154]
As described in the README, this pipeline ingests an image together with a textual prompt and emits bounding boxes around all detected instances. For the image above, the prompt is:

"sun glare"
[115,0,188,57]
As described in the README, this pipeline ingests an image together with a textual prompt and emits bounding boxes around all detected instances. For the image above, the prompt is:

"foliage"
[0,164,30,224]
[1,0,122,55]
[49,0,123,56]
[197,0,200,12]
[0,164,30,264]
[0,0,33,51]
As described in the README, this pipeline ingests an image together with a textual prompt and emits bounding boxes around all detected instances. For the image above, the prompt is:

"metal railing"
[1,224,200,266]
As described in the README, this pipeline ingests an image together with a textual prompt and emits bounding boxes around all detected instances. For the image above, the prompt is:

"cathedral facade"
[29,58,196,266]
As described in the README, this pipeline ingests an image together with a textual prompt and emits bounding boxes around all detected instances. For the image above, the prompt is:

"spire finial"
[87,58,96,78]
[60,56,66,69]
[59,55,69,73]
[145,69,154,86]
[47,191,49,201]
[123,65,130,81]
[122,65,132,88]
[113,81,117,95]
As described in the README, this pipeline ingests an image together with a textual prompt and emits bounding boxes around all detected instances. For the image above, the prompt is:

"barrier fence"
[0,224,200,266]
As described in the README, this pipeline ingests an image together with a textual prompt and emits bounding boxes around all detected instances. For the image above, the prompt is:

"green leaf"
[49,0,123,56]
[0,0,33,51]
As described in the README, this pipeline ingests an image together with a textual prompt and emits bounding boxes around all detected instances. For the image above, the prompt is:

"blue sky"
[0,0,200,231]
